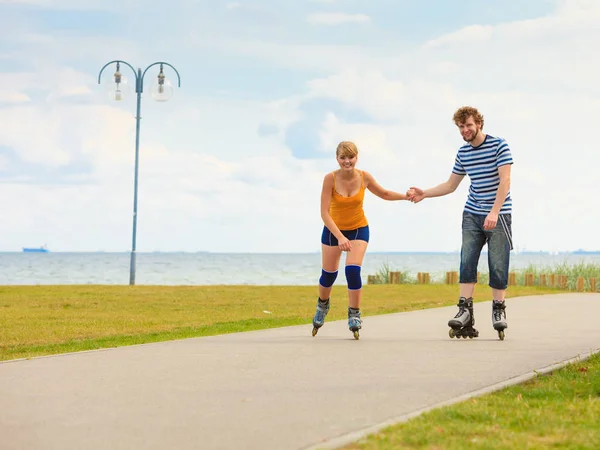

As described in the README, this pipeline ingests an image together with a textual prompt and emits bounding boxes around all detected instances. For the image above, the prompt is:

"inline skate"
[311,298,330,336]
[492,300,507,340]
[348,307,362,340]
[448,297,479,339]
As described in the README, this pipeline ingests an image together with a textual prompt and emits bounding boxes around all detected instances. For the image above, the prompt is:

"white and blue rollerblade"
[311,298,330,336]
[348,307,362,340]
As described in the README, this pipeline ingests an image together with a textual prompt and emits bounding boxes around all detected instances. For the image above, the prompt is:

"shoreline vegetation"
[369,262,600,292]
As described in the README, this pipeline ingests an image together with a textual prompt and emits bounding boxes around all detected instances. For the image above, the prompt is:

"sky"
[0,0,599,253]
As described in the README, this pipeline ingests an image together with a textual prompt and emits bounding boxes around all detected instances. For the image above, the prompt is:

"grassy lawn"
[342,351,600,449]
[0,284,557,361]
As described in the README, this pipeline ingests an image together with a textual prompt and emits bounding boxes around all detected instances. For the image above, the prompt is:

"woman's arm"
[364,171,409,201]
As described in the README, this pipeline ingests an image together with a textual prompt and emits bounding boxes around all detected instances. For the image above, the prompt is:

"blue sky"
[1,0,599,253]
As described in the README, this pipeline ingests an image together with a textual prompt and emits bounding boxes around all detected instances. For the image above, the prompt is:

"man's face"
[457,116,481,143]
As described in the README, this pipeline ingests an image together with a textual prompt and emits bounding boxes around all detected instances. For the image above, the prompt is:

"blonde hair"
[453,106,484,129]
[336,141,358,158]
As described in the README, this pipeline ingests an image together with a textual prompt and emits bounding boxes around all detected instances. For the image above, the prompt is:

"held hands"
[406,187,426,203]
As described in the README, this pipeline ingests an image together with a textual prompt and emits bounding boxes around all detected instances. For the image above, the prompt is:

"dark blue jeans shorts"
[460,212,513,290]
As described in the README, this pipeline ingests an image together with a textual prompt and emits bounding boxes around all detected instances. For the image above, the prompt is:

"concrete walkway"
[1,293,599,450]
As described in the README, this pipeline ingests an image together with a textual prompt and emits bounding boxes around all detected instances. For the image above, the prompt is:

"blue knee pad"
[319,269,338,288]
[345,265,362,290]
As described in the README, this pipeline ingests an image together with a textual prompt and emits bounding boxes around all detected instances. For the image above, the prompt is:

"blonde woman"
[312,141,412,339]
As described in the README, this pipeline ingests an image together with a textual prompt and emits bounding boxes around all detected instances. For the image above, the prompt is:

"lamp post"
[98,60,181,285]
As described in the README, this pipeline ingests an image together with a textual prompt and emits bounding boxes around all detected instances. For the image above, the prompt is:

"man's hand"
[408,187,426,203]
[484,211,499,230]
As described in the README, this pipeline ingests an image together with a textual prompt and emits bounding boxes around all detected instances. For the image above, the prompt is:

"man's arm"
[409,173,465,203]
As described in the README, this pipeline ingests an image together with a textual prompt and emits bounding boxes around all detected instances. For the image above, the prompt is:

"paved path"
[1,293,599,450]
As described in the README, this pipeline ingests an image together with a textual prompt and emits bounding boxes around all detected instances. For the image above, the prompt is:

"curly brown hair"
[453,106,484,129]
[336,141,358,158]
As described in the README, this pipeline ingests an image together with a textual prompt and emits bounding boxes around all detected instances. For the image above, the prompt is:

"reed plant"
[515,261,600,291]
[372,261,600,292]
[373,261,411,284]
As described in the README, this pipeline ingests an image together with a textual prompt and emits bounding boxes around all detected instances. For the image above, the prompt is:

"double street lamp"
[98,60,181,285]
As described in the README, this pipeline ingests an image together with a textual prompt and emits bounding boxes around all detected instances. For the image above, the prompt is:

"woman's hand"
[338,237,352,252]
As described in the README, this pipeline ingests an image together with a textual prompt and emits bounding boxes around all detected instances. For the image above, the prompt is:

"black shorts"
[321,226,370,246]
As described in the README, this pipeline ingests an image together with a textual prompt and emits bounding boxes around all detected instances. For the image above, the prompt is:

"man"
[408,106,513,340]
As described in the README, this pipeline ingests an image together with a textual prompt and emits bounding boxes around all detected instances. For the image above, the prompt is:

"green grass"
[0,284,557,361]
[342,352,600,449]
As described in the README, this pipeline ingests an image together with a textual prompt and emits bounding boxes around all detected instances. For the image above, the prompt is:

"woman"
[312,141,412,339]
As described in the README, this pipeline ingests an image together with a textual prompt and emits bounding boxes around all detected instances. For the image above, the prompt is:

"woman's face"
[337,153,357,171]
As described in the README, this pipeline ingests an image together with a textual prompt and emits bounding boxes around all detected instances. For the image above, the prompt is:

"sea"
[1,252,600,286]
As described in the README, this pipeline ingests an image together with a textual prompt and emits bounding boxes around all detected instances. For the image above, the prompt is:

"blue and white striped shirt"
[452,135,513,215]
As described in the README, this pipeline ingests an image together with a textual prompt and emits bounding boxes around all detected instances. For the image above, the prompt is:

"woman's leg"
[345,240,368,309]
[319,244,342,300]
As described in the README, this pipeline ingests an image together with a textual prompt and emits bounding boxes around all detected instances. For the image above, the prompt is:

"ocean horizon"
[2,251,599,286]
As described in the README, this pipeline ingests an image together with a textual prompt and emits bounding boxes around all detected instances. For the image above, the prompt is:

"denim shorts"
[321,226,370,246]
[460,212,513,290]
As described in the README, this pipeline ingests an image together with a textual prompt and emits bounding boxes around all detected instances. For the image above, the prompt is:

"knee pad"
[345,265,362,290]
[319,269,338,288]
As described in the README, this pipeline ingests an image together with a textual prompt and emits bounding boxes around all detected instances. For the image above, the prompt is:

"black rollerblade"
[311,298,330,336]
[348,307,362,340]
[448,297,479,339]
[492,300,507,340]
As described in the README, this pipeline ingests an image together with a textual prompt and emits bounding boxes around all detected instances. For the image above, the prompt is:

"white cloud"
[307,70,405,120]
[0,92,31,103]
[424,24,493,48]
[307,12,370,25]
[1,0,599,253]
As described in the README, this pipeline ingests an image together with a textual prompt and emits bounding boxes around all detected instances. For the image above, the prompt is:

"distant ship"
[22,245,49,253]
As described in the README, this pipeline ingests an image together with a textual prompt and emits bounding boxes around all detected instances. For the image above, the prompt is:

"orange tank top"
[329,171,369,230]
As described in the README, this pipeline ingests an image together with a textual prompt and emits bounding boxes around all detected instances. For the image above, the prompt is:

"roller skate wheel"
[462,334,467,339]
[353,330,360,340]
[449,329,455,338]
[312,327,318,337]
[468,335,473,339]
[498,330,505,341]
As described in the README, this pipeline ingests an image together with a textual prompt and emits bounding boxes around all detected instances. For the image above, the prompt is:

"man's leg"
[459,213,486,297]
[488,214,512,300]
[450,213,486,334]
[487,214,512,333]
